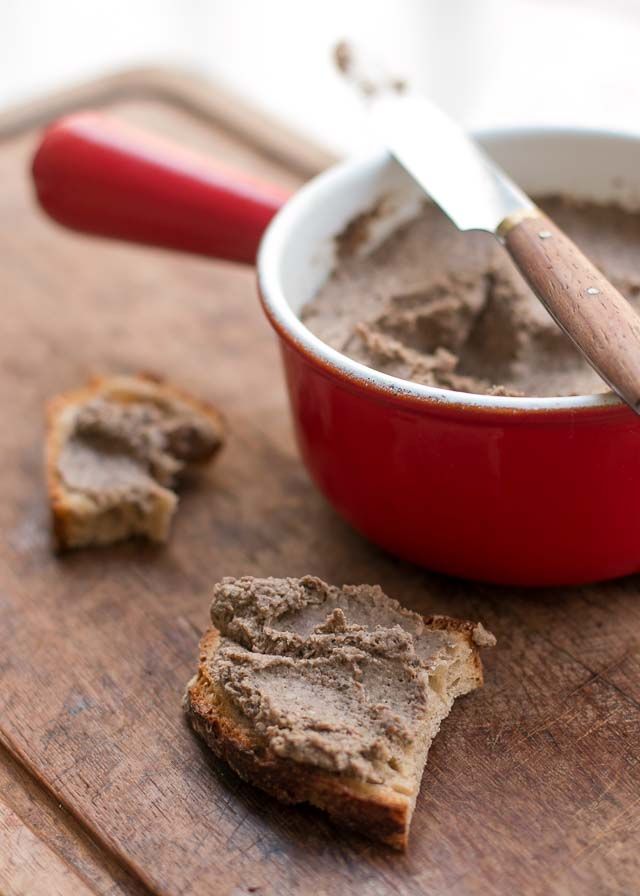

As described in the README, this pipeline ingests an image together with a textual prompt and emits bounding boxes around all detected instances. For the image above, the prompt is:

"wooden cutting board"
[1,67,639,896]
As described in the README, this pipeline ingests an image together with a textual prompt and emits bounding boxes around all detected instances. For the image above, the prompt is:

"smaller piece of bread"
[184,575,495,849]
[46,373,224,548]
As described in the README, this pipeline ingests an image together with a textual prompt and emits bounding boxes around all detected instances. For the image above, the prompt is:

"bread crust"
[46,373,225,549]
[184,618,487,850]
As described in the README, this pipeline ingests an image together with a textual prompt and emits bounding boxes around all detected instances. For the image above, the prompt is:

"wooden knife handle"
[502,211,640,412]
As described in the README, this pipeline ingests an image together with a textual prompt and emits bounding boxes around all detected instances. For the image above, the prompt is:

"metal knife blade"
[369,93,534,234]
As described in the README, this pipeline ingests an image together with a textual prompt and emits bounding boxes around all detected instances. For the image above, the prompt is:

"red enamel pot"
[32,113,640,585]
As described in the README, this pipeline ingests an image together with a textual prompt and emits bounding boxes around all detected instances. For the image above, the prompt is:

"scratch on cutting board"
[572,795,640,863]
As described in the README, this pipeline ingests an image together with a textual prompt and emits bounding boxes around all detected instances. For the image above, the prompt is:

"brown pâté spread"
[58,392,221,505]
[209,575,493,784]
[302,196,640,397]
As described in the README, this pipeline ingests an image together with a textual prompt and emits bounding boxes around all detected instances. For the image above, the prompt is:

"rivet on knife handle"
[501,211,640,412]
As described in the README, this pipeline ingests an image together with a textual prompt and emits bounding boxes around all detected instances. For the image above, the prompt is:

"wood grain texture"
[0,76,639,896]
[504,212,640,409]
[0,743,149,896]
[0,801,97,896]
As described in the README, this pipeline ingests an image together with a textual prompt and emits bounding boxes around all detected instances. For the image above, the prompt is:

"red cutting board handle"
[31,112,290,265]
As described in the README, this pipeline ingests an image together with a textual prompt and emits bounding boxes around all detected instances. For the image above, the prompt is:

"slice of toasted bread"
[184,576,495,849]
[46,373,224,549]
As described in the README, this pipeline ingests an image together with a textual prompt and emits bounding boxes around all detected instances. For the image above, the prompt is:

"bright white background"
[2,0,640,154]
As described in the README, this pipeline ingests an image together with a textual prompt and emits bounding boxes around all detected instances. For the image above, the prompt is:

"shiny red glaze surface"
[32,113,288,264]
[275,336,640,586]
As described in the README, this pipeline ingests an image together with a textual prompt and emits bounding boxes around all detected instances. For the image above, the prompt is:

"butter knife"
[369,92,640,412]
